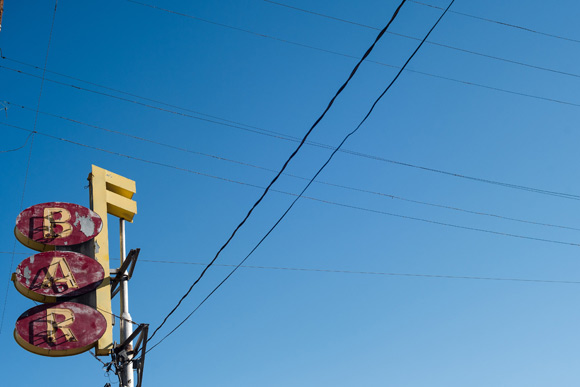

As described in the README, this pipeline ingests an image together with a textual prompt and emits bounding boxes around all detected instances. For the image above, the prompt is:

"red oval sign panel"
[13,251,105,303]
[14,302,107,357]
[15,202,103,251]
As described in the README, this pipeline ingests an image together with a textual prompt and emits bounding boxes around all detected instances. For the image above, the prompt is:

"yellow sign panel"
[89,165,137,355]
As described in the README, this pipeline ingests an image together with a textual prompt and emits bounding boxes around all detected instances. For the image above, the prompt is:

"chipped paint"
[14,302,107,356]
[15,202,103,251]
[23,266,31,287]
[74,213,95,237]
[12,251,105,302]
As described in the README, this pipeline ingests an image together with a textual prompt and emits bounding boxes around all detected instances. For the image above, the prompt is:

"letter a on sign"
[41,256,78,290]
[12,251,105,303]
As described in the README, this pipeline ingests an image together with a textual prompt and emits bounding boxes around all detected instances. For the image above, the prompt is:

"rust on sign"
[12,251,105,303]
[15,202,103,251]
[14,302,107,357]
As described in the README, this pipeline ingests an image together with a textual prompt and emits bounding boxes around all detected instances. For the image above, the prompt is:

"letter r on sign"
[46,308,77,343]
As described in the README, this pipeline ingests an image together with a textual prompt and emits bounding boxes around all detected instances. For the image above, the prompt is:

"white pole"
[120,218,134,387]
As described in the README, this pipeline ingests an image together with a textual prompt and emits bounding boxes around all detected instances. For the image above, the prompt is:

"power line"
[302,182,580,232]
[16,256,557,326]
[0,121,272,188]
[88,350,109,367]
[146,0,410,345]
[0,54,294,141]
[87,352,116,386]
[0,64,296,143]
[2,10,579,203]
[0,134,34,335]
[31,0,57,132]
[3,121,580,248]
[8,101,580,232]
[118,3,580,110]
[97,307,140,326]
[5,40,580,145]
[409,0,580,45]
[10,102,289,170]
[0,0,57,336]
[3,64,580,201]
[126,0,375,59]
[133,258,580,285]
[0,132,33,153]
[264,0,580,80]
[302,194,580,247]
[146,0,456,353]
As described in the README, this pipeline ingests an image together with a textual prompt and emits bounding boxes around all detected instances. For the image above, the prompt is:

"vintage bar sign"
[14,302,107,357]
[14,202,103,251]
[12,251,105,303]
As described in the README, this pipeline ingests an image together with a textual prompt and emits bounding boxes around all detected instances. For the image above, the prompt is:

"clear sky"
[1,0,579,386]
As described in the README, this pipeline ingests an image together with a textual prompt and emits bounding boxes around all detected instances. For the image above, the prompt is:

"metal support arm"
[110,248,140,298]
[113,323,149,387]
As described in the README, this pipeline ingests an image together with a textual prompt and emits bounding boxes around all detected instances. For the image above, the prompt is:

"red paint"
[15,302,107,353]
[14,251,104,299]
[15,202,102,247]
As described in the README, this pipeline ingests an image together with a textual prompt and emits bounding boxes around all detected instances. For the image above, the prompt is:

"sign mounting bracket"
[110,248,140,299]
[113,323,149,387]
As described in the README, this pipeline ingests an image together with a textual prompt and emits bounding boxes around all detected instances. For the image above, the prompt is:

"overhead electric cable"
[8,102,580,232]
[0,0,57,335]
[0,54,293,140]
[3,23,580,202]
[3,121,580,247]
[302,195,580,246]
[6,35,580,139]
[4,1,580,123]
[146,0,410,344]
[125,0,377,58]
[119,2,580,110]
[116,3,580,117]
[88,350,108,367]
[409,0,580,45]
[141,260,580,354]
[0,64,296,143]
[0,121,266,189]
[10,102,290,168]
[0,132,33,153]
[264,0,580,80]
[8,59,580,132]
[97,307,140,326]
[135,258,580,285]
[146,0,456,352]
[0,132,34,336]
[3,65,580,201]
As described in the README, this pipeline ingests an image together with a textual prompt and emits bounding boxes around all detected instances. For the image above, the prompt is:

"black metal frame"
[113,323,149,387]
[110,248,140,298]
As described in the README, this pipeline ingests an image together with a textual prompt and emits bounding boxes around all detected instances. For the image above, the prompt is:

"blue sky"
[1,0,579,385]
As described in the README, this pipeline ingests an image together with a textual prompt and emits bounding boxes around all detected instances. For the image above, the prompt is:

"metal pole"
[120,218,134,387]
